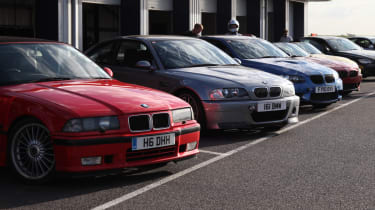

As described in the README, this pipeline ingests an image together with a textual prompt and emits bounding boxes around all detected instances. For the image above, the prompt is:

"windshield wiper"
[30,77,73,83]
[259,56,278,58]
[184,64,220,68]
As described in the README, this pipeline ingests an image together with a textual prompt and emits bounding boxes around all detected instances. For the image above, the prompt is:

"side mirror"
[135,60,154,70]
[103,67,113,77]
[369,44,374,49]
[233,58,242,64]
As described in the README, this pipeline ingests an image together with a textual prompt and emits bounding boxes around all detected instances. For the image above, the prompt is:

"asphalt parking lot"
[2,78,375,210]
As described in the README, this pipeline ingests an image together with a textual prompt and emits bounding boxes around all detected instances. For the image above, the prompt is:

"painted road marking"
[199,150,227,156]
[92,91,375,210]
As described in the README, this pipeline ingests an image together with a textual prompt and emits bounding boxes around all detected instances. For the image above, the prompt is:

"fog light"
[248,104,257,111]
[81,156,102,166]
[187,141,197,151]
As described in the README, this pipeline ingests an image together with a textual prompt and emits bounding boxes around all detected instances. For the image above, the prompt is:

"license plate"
[316,86,335,93]
[132,133,175,151]
[257,101,287,112]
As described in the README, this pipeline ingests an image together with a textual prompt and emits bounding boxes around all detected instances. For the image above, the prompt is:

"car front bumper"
[52,125,200,172]
[202,96,300,130]
[295,81,343,105]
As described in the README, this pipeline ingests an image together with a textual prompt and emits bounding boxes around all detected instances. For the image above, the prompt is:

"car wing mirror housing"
[233,58,242,64]
[103,67,114,77]
[135,60,155,70]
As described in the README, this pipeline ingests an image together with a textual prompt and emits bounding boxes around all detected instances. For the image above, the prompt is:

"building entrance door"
[82,3,120,50]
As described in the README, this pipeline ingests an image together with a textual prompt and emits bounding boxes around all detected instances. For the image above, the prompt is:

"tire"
[342,91,352,96]
[177,91,206,129]
[313,103,330,109]
[8,119,55,184]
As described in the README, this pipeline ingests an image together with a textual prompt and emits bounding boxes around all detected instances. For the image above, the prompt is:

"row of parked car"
[0,34,373,183]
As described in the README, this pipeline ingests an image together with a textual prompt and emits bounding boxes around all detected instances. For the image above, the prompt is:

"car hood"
[295,56,353,71]
[338,50,375,60]
[242,58,335,76]
[167,65,292,88]
[311,54,359,68]
[10,79,188,117]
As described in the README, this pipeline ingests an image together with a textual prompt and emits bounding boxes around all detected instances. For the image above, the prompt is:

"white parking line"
[199,149,228,156]
[91,91,375,210]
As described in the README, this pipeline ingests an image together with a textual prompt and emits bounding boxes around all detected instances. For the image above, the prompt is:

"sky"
[308,0,375,36]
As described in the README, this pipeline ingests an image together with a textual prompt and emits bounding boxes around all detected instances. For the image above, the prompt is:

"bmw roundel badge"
[141,104,149,108]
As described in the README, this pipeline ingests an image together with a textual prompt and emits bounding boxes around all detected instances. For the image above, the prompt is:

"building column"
[72,0,83,49]
[58,0,72,44]
[189,0,201,29]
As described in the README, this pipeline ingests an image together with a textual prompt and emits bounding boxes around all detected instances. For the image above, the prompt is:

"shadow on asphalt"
[0,89,370,209]
[0,166,173,209]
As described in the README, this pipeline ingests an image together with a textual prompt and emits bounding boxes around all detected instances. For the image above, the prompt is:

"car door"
[109,40,178,92]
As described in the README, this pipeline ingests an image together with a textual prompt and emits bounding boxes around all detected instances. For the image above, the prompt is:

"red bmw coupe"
[0,37,200,183]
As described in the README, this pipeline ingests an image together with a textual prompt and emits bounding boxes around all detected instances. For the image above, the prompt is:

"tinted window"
[152,39,237,69]
[274,43,310,57]
[355,39,371,48]
[0,43,110,86]
[295,42,322,54]
[326,38,362,52]
[226,39,288,59]
[303,39,328,52]
[87,41,115,64]
[115,41,154,68]
[205,39,234,57]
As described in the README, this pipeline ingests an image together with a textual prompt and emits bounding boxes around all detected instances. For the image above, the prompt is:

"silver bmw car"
[86,36,300,130]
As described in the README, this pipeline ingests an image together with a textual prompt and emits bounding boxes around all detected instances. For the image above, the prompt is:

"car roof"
[116,35,200,41]
[0,36,54,43]
[202,35,257,40]
[303,36,347,40]
[349,36,375,39]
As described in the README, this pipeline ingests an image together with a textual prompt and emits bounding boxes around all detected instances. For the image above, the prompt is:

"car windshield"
[225,39,289,59]
[0,43,110,86]
[295,42,322,54]
[151,39,237,69]
[326,38,362,52]
[274,43,310,57]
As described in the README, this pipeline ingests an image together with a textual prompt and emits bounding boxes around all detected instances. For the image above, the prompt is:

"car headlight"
[283,84,295,97]
[63,116,120,132]
[172,108,193,123]
[282,75,306,83]
[209,88,249,100]
[358,58,373,65]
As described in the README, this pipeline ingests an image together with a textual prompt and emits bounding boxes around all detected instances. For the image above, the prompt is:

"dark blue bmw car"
[203,36,343,108]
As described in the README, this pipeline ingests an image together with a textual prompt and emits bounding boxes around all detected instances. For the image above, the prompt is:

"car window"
[304,39,329,53]
[87,41,115,65]
[152,39,237,69]
[205,39,234,57]
[295,42,322,54]
[0,43,110,86]
[274,43,310,57]
[356,39,371,48]
[326,38,362,52]
[226,39,288,59]
[115,41,154,68]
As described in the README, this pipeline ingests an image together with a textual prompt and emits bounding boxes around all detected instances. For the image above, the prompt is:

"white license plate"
[257,101,287,112]
[132,133,175,151]
[316,86,335,93]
